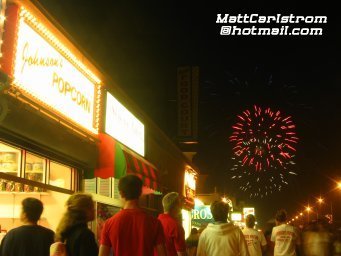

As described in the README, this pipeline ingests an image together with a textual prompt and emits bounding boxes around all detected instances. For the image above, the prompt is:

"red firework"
[230,105,298,172]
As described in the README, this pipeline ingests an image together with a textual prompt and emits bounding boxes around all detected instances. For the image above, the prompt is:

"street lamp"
[317,197,324,219]
[337,181,341,190]
[306,206,311,222]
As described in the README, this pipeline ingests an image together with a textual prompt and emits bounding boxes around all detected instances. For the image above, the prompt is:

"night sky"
[36,0,341,226]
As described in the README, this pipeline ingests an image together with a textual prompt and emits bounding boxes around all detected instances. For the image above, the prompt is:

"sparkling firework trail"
[229,105,298,197]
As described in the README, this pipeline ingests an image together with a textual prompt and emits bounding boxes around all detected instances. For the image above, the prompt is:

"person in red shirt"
[158,192,187,256]
[99,174,167,256]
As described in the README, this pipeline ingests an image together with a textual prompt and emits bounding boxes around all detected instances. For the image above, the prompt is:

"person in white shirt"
[242,214,267,256]
[197,200,249,256]
[271,209,301,256]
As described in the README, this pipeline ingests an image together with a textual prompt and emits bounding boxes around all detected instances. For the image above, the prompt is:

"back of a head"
[162,192,179,213]
[66,193,94,221]
[118,174,142,200]
[275,209,287,223]
[191,228,198,235]
[55,193,94,241]
[246,214,256,228]
[210,201,229,222]
[22,197,44,223]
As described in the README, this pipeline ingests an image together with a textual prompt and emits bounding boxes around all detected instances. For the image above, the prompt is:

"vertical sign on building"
[177,66,199,141]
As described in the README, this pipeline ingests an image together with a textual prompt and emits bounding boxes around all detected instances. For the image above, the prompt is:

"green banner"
[191,205,213,227]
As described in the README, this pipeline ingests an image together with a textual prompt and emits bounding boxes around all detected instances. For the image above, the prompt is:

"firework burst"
[229,105,299,197]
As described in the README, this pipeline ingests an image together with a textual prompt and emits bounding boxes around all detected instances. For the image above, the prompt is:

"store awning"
[93,133,161,194]
[123,150,161,193]
[93,133,126,179]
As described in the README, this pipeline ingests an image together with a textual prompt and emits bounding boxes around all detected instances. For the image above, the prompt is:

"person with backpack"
[0,197,55,256]
[53,193,98,256]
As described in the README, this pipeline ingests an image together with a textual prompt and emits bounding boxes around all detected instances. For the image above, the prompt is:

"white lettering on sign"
[191,207,213,220]
[243,207,255,217]
[105,92,144,156]
[52,73,91,113]
[21,42,63,73]
[13,20,96,133]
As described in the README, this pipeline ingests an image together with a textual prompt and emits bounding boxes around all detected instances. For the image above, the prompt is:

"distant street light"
[337,181,341,190]
[317,197,324,219]
[306,206,311,222]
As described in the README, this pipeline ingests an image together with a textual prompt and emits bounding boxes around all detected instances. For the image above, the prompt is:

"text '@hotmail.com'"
[216,14,327,36]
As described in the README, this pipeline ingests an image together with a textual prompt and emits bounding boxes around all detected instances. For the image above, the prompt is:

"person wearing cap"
[158,192,187,256]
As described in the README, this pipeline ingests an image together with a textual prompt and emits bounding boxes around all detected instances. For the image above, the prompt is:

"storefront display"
[0,143,20,177]
[182,167,197,237]
[0,139,78,233]
[182,209,192,239]
[0,0,103,237]
[95,202,120,242]
[0,188,70,233]
[0,141,76,192]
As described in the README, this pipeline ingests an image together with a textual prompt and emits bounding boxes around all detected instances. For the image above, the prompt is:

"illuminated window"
[49,161,73,189]
[25,153,46,184]
[0,142,21,177]
[0,140,78,192]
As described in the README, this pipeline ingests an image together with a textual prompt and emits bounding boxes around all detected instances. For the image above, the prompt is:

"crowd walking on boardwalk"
[0,174,341,256]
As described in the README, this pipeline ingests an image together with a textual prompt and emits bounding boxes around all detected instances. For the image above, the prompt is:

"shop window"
[0,141,78,192]
[24,153,46,184]
[0,142,21,177]
[49,161,72,190]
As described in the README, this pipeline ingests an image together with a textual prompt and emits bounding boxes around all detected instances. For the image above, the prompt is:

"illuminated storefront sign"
[231,212,242,221]
[105,92,144,156]
[243,207,255,218]
[11,9,100,133]
[184,168,196,207]
[191,205,213,227]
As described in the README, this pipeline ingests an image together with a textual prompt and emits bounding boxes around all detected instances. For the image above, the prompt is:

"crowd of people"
[0,174,340,256]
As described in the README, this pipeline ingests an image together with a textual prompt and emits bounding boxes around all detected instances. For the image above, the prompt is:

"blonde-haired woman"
[55,193,98,256]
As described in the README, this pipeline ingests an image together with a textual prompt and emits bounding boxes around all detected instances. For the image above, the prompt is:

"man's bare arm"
[98,245,111,256]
